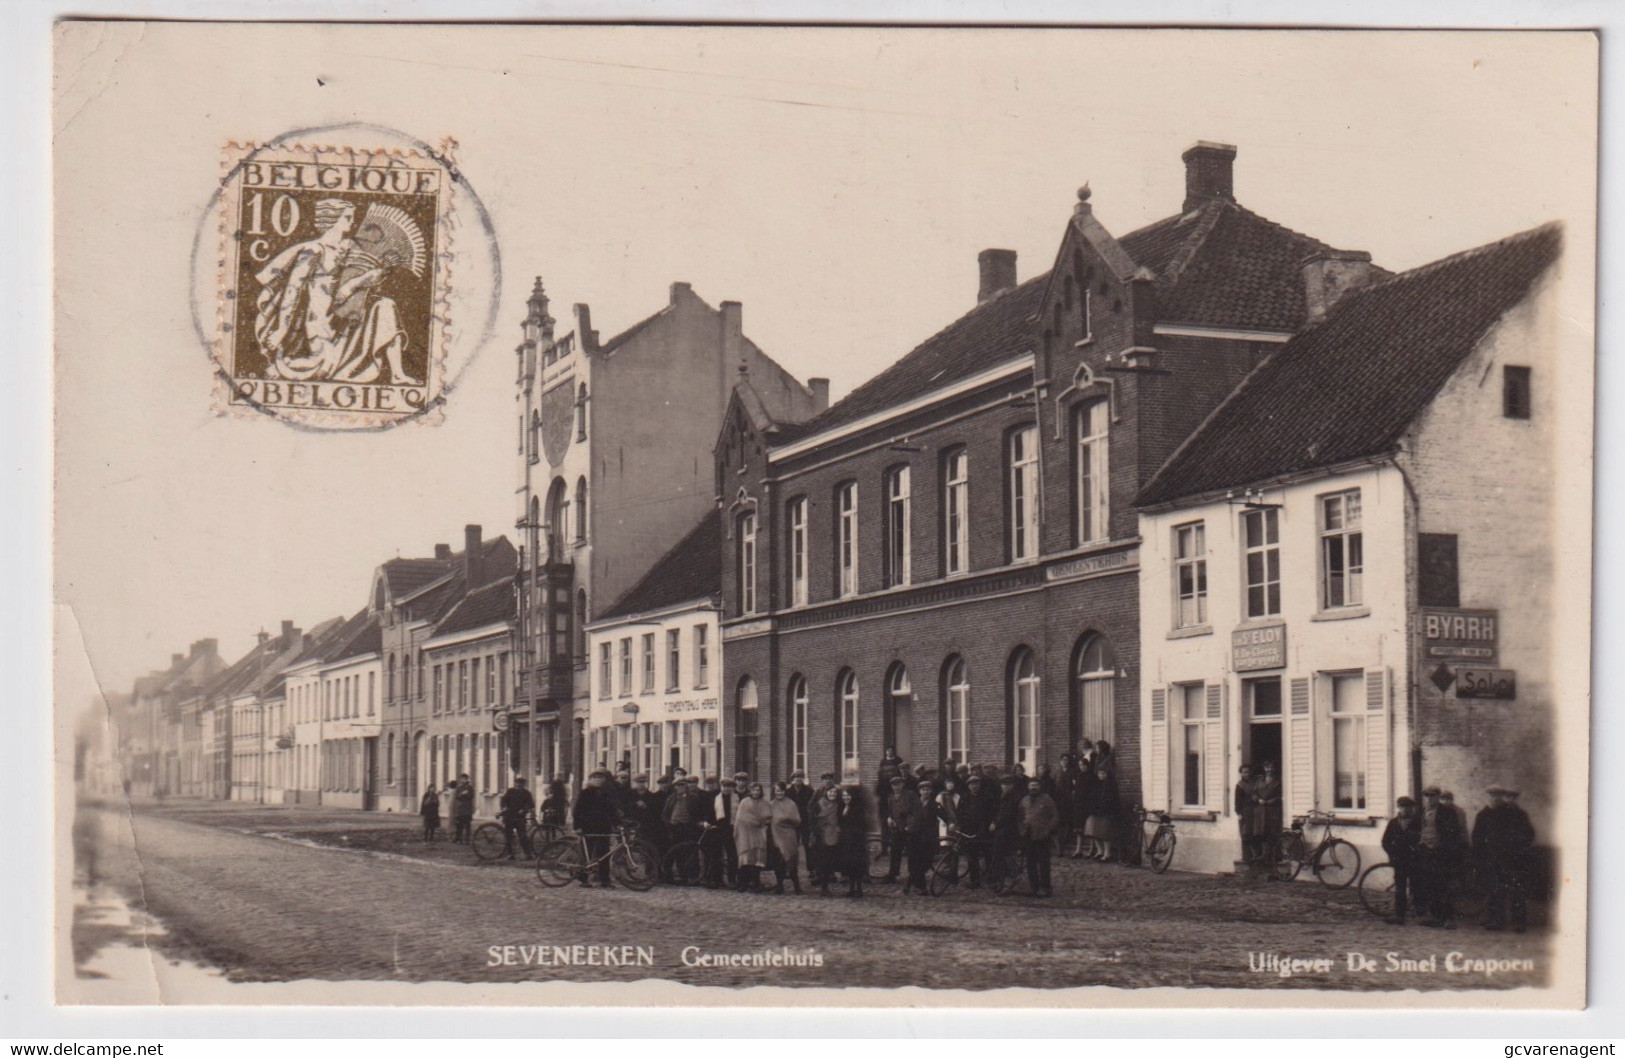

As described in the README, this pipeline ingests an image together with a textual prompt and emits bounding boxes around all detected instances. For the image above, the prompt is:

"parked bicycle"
[927,828,988,896]
[1273,810,1360,888]
[662,823,729,887]
[1357,859,1489,920]
[1126,806,1177,874]
[470,812,561,862]
[535,823,658,891]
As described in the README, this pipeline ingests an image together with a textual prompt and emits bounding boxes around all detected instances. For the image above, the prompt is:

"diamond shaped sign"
[1430,664,1457,693]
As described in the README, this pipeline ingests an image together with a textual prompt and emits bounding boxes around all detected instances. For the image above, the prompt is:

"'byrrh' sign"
[1422,608,1498,663]
[1232,623,1287,672]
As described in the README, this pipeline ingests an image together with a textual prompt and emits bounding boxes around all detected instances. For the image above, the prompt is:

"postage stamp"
[215,143,451,427]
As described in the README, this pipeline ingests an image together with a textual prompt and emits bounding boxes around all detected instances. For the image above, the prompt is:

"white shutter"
[1365,668,1389,815]
[1203,683,1225,811]
[1287,677,1314,816]
[1148,688,1168,811]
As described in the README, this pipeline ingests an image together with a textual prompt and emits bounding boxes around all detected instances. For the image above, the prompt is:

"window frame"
[641,632,655,695]
[597,642,611,700]
[942,447,969,576]
[1319,489,1365,610]
[1177,683,1206,809]
[1323,670,1369,812]
[884,465,912,588]
[1075,635,1116,745]
[787,496,808,607]
[1503,365,1532,420]
[837,669,860,777]
[1241,507,1282,619]
[1074,399,1110,546]
[737,510,758,614]
[788,674,808,777]
[666,629,681,692]
[618,637,633,697]
[693,625,710,689]
[943,656,969,765]
[1007,425,1040,562]
[1173,521,1209,629]
[1009,649,1041,774]
[836,481,859,597]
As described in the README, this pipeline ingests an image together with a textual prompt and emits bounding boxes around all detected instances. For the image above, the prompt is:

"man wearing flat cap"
[1473,786,1535,932]
[1380,796,1420,924]
[1415,786,1467,927]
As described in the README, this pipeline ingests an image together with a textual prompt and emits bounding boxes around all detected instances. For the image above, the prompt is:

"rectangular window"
[470,657,481,709]
[460,660,470,710]
[1178,684,1206,807]
[497,654,507,707]
[1075,401,1109,545]
[1008,426,1039,561]
[1242,508,1282,618]
[486,658,498,709]
[943,449,969,576]
[432,666,444,712]
[837,482,859,597]
[666,629,681,691]
[1321,490,1364,609]
[1326,672,1367,810]
[737,511,758,614]
[788,497,808,607]
[1503,365,1532,419]
[598,643,611,699]
[1418,533,1460,609]
[884,465,911,588]
[641,633,655,694]
[1174,522,1208,628]
[619,637,632,697]
[368,672,376,716]
[694,625,709,688]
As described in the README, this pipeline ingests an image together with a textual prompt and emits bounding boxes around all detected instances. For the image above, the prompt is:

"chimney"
[465,524,483,585]
[1302,250,1374,322]
[171,653,184,669]
[573,303,599,354]
[808,377,830,413]
[720,301,743,369]
[434,543,452,561]
[191,638,217,659]
[280,620,300,647]
[670,281,693,305]
[978,249,1018,303]
[1182,141,1237,213]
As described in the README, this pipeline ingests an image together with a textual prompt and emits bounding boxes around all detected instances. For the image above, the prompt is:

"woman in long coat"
[809,785,843,894]
[836,787,869,898]
[419,785,441,841]
[768,782,805,894]
[1085,741,1120,862]
[733,782,774,892]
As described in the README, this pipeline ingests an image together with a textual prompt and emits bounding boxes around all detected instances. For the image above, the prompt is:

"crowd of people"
[417,744,1538,930]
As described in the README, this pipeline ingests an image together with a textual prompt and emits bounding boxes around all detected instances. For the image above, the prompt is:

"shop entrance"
[1245,677,1283,776]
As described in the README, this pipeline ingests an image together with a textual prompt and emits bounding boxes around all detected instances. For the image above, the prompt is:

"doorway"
[884,664,913,762]
[1245,678,1283,776]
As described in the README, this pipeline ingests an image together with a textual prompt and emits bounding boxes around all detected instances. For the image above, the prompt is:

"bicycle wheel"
[1314,838,1360,890]
[928,849,958,896]
[1272,831,1305,881]
[1358,862,1397,918]
[1148,829,1177,874]
[470,823,509,861]
[663,842,704,887]
[611,845,659,892]
[865,836,889,882]
[535,838,586,887]
[528,822,563,850]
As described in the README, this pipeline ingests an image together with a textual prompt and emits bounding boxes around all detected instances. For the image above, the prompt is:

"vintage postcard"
[52,23,1597,1009]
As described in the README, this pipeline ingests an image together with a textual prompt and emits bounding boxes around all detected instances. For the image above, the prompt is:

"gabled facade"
[718,142,1376,800]
[116,638,223,798]
[1136,224,1564,873]
[513,278,824,791]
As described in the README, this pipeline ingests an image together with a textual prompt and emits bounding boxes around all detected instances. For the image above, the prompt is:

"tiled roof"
[1137,222,1561,507]
[773,274,1048,445]
[434,576,517,638]
[1120,200,1387,332]
[323,608,380,663]
[380,557,448,597]
[601,509,722,620]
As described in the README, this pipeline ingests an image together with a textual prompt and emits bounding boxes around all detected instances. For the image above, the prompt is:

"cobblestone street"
[75,800,1555,993]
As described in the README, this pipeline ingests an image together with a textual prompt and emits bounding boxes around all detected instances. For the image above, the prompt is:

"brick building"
[1136,224,1564,873]
[512,278,823,790]
[717,142,1373,800]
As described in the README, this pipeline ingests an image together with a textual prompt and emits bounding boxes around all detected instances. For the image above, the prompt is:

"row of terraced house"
[114,141,1576,875]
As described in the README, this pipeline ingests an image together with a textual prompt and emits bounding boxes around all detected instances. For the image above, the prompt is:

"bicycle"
[662,823,729,887]
[1358,859,1489,921]
[535,823,658,891]
[1123,806,1177,874]
[1358,861,1399,918]
[926,828,980,895]
[471,813,562,862]
[1273,810,1360,888]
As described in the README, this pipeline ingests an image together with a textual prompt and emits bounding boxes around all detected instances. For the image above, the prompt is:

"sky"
[52,25,1597,696]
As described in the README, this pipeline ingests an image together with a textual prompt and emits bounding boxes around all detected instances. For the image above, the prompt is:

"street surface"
[73,800,1553,993]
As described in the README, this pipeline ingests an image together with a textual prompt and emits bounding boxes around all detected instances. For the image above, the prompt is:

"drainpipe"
[1388,448,1425,798]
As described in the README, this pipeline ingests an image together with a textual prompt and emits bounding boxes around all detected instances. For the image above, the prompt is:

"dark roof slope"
[1118,200,1387,332]
[601,509,722,620]
[1138,222,1561,507]
[775,274,1048,444]
[435,577,517,638]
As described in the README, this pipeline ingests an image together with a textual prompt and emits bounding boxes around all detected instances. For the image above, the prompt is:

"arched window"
[574,477,588,543]
[1008,648,1041,774]
[942,656,970,765]
[545,478,569,560]
[1075,400,1110,545]
[735,676,759,780]
[836,669,860,779]
[1074,634,1117,745]
[788,674,808,777]
[884,663,912,761]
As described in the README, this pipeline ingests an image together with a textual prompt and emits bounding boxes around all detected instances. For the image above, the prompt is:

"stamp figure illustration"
[221,147,449,426]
